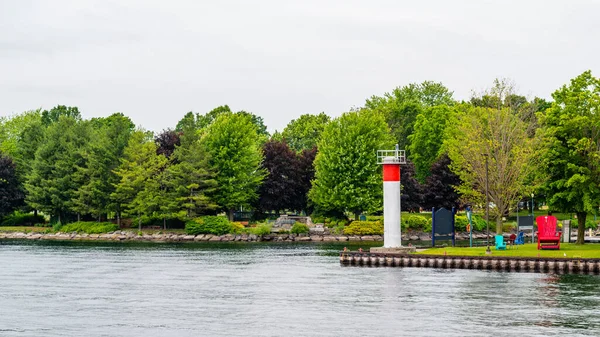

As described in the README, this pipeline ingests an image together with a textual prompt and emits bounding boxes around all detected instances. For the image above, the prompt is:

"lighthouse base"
[370,247,416,254]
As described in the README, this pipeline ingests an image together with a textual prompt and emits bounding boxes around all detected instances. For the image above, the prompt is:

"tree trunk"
[163,217,166,230]
[496,217,503,235]
[117,212,121,227]
[577,212,586,245]
[227,209,234,222]
[138,218,141,232]
[354,211,360,221]
[77,213,80,222]
[34,209,38,217]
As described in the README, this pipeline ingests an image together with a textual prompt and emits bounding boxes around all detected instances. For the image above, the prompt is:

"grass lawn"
[0,226,51,233]
[417,243,600,259]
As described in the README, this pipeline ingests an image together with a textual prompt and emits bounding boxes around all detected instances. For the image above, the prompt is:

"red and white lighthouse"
[377,145,405,248]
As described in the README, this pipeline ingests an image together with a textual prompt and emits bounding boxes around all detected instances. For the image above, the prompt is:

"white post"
[383,157,402,248]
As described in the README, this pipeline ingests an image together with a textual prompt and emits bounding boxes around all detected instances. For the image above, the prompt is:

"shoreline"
[0,230,496,244]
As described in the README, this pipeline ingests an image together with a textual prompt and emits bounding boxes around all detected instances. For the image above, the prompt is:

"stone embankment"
[0,230,493,243]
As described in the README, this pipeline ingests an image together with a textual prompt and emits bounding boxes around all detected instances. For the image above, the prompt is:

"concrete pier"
[340,251,600,275]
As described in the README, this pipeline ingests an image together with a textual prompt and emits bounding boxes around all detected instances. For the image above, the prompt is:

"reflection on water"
[1,240,600,337]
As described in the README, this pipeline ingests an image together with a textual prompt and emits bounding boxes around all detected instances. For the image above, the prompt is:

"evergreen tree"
[25,116,90,222]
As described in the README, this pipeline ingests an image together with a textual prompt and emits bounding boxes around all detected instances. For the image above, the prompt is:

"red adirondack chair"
[536,215,561,250]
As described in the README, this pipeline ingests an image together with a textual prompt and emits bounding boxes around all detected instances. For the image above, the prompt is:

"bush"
[585,219,598,230]
[311,216,325,224]
[185,216,232,235]
[502,222,516,233]
[343,221,383,236]
[58,221,119,234]
[471,215,488,231]
[290,222,310,235]
[403,215,430,231]
[1,211,46,226]
[230,222,245,234]
[251,223,272,236]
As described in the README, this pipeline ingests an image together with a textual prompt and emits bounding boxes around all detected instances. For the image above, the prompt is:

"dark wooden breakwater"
[340,252,600,274]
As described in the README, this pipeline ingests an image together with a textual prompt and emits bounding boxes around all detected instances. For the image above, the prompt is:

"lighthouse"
[371,145,415,254]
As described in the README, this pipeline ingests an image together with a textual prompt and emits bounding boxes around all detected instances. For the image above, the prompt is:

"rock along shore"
[0,230,492,243]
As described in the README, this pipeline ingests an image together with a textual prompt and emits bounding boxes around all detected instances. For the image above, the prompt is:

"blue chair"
[495,235,507,250]
[514,231,524,245]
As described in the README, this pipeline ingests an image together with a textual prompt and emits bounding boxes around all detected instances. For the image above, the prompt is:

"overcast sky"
[1,0,599,132]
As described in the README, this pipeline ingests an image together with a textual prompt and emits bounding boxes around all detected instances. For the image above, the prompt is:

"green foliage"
[454,215,468,231]
[185,216,232,235]
[407,105,456,182]
[202,112,265,218]
[502,222,516,233]
[403,215,430,231]
[309,109,394,217]
[251,223,272,236]
[58,221,119,234]
[445,104,536,233]
[281,113,330,152]
[25,116,92,221]
[365,81,454,150]
[471,215,488,231]
[230,222,245,234]
[538,70,600,243]
[585,219,598,230]
[343,221,383,236]
[112,131,169,223]
[290,222,310,234]
[1,211,45,226]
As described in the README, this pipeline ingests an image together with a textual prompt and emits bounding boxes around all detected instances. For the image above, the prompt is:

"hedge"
[185,216,232,235]
[58,221,119,234]
[343,221,383,236]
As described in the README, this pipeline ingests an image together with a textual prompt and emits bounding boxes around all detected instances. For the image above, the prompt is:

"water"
[1,240,600,337]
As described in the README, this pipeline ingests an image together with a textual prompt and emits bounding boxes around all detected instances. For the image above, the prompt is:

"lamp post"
[485,154,490,254]
[531,193,534,217]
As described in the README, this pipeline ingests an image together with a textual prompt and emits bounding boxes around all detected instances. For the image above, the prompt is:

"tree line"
[1,71,599,243]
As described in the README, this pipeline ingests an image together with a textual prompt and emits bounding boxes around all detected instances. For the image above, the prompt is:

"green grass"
[417,243,600,259]
[0,226,50,233]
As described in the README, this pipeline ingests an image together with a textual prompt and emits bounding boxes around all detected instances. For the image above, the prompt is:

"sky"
[1,0,599,133]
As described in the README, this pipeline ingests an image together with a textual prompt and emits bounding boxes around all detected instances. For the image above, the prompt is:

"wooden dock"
[340,252,600,274]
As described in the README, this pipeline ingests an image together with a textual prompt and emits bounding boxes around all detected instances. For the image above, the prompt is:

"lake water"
[1,240,600,337]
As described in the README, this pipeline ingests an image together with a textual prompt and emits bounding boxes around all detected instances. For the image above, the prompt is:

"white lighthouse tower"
[371,145,415,254]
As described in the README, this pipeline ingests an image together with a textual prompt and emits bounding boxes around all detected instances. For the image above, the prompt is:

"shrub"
[1,211,46,226]
[472,215,488,231]
[251,223,272,236]
[230,222,245,234]
[454,215,468,231]
[185,216,232,235]
[290,222,310,235]
[403,215,430,231]
[343,221,383,236]
[311,216,325,224]
[58,221,119,234]
[502,222,516,233]
[585,219,598,230]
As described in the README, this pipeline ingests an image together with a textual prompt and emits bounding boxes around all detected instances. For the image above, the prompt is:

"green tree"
[25,116,91,223]
[164,136,218,218]
[445,106,536,233]
[309,109,395,219]
[407,105,456,182]
[41,105,81,126]
[73,113,135,221]
[112,131,169,229]
[281,113,330,152]
[201,112,265,220]
[0,110,42,161]
[538,71,600,244]
[0,154,24,218]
